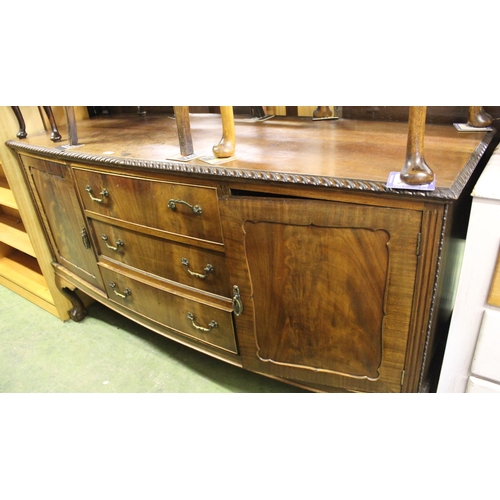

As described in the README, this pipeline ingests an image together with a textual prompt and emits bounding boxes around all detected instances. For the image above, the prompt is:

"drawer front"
[91,219,230,297]
[73,168,223,243]
[100,267,237,354]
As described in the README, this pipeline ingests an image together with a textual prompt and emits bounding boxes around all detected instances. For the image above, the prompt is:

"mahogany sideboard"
[6,112,498,392]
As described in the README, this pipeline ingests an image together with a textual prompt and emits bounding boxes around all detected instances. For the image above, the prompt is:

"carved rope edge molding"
[6,131,495,200]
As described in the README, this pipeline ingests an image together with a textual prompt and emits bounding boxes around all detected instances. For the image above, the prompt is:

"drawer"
[73,168,223,243]
[100,267,238,354]
[90,218,230,297]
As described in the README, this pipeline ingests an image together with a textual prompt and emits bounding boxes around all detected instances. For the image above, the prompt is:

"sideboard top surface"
[6,113,495,200]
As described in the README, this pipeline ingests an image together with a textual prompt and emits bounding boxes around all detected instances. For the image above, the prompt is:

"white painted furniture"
[438,145,500,392]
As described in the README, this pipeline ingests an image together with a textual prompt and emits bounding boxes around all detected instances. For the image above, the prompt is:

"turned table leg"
[468,106,493,127]
[64,106,78,146]
[313,106,333,118]
[11,106,27,138]
[173,106,194,157]
[213,106,235,158]
[400,106,434,185]
[251,106,266,118]
[42,106,62,142]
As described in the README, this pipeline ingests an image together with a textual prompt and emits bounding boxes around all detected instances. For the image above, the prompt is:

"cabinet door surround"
[220,196,424,393]
[22,155,105,292]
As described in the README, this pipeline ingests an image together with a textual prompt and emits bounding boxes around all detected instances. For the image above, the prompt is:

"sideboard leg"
[42,106,62,142]
[468,106,493,127]
[400,106,434,185]
[173,106,194,157]
[61,287,88,322]
[11,106,27,138]
[213,106,235,158]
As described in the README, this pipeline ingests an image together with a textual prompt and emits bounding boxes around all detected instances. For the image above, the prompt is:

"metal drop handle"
[102,234,124,251]
[109,282,131,299]
[81,227,91,249]
[168,198,202,215]
[232,285,243,316]
[181,258,214,279]
[187,312,218,332]
[86,185,108,203]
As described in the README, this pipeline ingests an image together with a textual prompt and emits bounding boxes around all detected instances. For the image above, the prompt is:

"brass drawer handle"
[187,312,218,332]
[109,282,131,299]
[86,185,108,203]
[181,258,214,279]
[232,285,244,316]
[102,234,124,251]
[168,199,202,215]
[81,227,91,249]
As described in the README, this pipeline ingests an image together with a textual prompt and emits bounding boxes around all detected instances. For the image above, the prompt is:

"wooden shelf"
[0,212,35,257]
[0,159,58,316]
[0,250,58,315]
[0,177,17,209]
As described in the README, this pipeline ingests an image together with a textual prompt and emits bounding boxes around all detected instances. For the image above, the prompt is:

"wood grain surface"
[7,113,489,191]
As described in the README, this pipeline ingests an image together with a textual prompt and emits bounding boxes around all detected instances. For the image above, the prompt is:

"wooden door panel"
[23,157,105,291]
[246,222,389,379]
[220,196,422,392]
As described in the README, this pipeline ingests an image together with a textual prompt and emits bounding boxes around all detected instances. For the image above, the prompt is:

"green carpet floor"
[0,284,306,393]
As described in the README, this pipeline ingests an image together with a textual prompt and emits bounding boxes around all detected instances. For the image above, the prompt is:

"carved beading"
[6,130,495,200]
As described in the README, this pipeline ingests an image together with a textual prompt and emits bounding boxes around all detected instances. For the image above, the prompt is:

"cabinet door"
[20,155,105,291]
[220,196,422,393]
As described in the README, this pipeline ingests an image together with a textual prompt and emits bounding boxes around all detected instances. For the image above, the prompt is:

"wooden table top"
[6,113,496,199]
